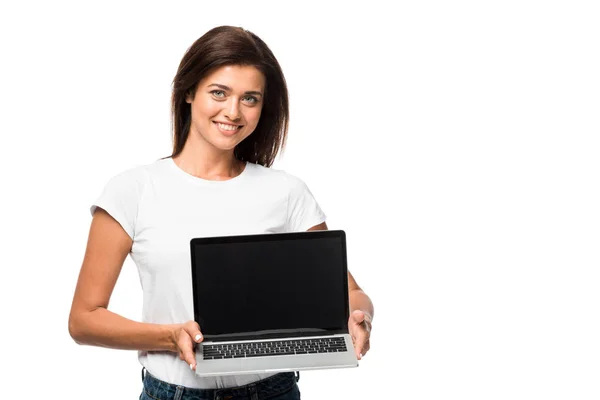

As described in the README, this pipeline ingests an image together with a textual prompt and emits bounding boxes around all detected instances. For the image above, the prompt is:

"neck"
[173,137,244,181]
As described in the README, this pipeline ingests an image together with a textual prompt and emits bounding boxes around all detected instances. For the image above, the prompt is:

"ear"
[185,88,195,104]
[185,83,201,104]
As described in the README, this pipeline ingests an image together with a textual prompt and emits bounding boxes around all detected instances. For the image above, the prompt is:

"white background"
[1,1,598,398]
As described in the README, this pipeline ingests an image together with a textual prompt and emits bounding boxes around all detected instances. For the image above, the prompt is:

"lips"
[215,122,240,130]
[213,121,242,135]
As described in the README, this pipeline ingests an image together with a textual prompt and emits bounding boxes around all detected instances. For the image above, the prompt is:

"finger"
[182,321,204,344]
[181,345,197,371]
[363,340,371,355]
[177,323,201,370]
[352,328,370,359]
[355,344,370,359]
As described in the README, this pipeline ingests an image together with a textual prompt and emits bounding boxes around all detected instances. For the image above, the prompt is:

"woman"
[68,26,374,399]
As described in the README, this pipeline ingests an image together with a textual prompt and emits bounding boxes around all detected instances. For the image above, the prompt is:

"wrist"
[164,323,182,352]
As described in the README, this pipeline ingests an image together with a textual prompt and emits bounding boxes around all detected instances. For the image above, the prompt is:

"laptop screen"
[190,230,349,341]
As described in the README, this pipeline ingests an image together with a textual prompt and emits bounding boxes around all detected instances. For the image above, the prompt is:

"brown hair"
[170,26,289,167]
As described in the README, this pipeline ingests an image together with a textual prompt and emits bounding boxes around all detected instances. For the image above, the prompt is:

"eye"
[210,90,226,98]
[242,95,259,105]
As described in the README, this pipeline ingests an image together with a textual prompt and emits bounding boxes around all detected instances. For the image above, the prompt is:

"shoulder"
[249,165,326,231]
[98,159,170,199]
[104,158,168,186]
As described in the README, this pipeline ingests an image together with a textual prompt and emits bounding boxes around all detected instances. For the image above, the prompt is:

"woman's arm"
[68,208,182,352]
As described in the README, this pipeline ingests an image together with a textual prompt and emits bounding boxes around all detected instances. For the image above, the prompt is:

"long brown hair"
[170,26,289,167]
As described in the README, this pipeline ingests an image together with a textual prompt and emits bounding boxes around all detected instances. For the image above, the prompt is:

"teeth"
[217,123,239,131]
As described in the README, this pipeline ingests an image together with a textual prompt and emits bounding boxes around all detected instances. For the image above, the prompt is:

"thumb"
[183,321,204,344]
[351,310,365,324]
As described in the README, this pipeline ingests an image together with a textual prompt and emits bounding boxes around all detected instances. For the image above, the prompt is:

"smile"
[214,122,242,132]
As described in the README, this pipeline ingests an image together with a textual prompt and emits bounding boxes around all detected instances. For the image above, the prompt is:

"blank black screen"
[192,233,347,339]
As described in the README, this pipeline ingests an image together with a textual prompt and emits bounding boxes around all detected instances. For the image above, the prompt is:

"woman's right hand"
[171,321,204,371]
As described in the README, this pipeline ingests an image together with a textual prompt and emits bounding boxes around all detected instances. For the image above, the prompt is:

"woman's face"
[186,65,266,152]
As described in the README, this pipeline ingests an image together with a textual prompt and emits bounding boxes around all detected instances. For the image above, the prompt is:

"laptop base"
[195,334,358,377]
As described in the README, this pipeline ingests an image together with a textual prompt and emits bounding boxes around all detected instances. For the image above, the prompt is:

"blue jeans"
[140,368,301,400]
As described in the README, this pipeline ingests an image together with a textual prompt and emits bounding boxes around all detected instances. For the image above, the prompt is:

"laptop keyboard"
[202,337,347,359]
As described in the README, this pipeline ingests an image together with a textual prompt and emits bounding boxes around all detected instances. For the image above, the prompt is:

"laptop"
[190,229,358,376]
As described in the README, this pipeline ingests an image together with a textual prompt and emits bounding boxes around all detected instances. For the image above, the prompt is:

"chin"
[211,139,241,151]
[214,135,252,151]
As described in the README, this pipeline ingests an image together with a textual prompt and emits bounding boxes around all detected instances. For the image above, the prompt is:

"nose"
[224,98,241,121]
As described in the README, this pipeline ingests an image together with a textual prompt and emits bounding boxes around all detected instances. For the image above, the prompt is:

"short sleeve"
[90,167,148,240]
[284,174,327,232]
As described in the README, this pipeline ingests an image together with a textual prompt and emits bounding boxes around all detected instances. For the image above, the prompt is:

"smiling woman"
[68,25,374,400]
[170,26,289,171]
[183,65,265,155]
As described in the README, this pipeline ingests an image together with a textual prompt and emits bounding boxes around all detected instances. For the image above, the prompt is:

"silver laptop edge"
[196,334,357,376]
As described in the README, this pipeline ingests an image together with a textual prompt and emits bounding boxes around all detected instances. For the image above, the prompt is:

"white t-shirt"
[90,157,327,389]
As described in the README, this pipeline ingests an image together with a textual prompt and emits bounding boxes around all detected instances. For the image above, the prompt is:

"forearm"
[349,289,374,320]
[69,307,178,352]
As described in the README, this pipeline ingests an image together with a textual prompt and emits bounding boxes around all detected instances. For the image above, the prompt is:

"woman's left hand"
[348,309,372,360]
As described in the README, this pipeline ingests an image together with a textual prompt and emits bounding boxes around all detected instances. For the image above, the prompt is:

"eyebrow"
[208,83,263,96]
